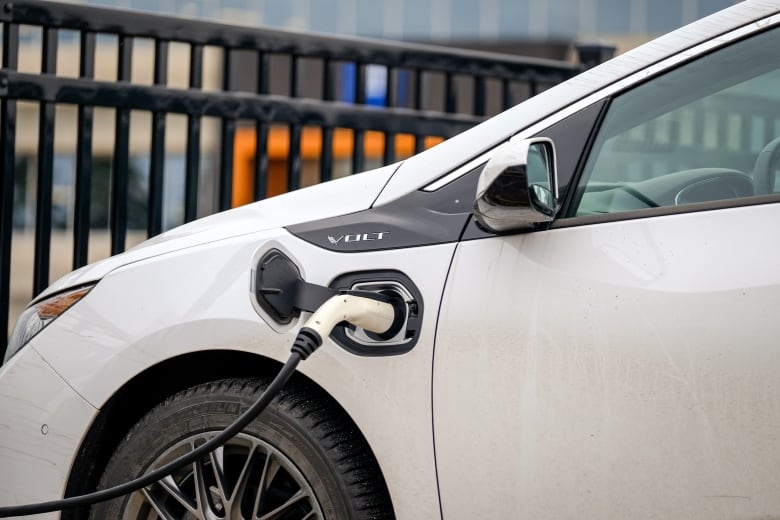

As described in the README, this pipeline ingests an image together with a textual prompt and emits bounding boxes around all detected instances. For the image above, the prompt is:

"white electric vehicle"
[3,1,780,518]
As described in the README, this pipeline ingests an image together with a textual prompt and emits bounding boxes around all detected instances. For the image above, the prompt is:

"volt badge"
[327,231,389,246]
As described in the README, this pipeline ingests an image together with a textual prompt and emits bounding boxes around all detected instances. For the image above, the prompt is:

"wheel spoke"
[251,453,281,518]
[193,456,220,518]
[257,490,309,520]
[208,445,230,501]
[142,481,190,520]
[223,444,257,510]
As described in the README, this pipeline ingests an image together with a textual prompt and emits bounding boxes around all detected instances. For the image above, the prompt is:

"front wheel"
[90,378,394,520]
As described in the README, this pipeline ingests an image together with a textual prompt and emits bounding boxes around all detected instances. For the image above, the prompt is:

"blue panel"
[596,0,630,33]
[498,0,530,38]
[365,65,387,106]
[340,63,355,102]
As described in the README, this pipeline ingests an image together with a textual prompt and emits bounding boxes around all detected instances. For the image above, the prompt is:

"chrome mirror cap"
[473,137,558,234]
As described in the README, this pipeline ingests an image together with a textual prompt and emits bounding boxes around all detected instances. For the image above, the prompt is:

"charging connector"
[0,291,402,518]
[292,291,402,359]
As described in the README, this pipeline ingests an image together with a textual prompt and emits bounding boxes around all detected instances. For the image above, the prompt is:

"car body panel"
[0,348,95,519]
[434,203,780,518]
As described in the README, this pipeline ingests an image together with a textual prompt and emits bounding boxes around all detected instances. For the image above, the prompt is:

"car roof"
[375,0,780,206]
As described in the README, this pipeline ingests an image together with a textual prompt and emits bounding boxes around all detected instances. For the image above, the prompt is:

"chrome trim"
[423,149,494,192]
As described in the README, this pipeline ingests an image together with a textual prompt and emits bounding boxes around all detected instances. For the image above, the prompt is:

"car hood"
[40,163,399,299]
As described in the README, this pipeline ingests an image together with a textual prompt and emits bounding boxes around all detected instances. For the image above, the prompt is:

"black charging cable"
[0,292,401,518]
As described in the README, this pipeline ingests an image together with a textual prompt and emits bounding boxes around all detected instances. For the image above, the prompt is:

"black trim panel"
[287,166,481,252]
[540,98,608,200]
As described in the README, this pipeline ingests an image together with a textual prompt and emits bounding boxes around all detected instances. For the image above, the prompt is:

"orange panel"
[232,126,445,207]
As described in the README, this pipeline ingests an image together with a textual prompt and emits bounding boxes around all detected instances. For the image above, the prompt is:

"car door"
[433,22,780,519]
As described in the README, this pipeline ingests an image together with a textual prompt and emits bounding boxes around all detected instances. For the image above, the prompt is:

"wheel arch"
[61,348,390,519]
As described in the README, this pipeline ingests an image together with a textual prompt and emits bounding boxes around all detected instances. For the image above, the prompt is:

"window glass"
[574,27,780,216]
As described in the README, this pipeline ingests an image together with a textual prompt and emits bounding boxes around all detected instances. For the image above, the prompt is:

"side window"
[573,27,780,217]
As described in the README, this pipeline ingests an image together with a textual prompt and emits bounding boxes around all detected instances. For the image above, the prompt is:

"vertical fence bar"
[320,58,335,182]
[258,52,270,95]
[473,75,486,117]
[73,31,95,269]
[290,54,299,98]
[287,55,302,190]
[320,58,337,182]
[0,22,19,353]
[352,62,366,173]
[414,134,425,154]
[501,77,512,111]
[253,51,270,200]
[184,43,202,223]
[111,34,132,255]
[383,65,395,165]
[147,39,168,237]
[355,62,366,104]
[322,58,334,102]
[445,71,456,113]
[413,68,424,154]
[33,27,58,295]
[254,122,269,199]
[320,126,333,183]
[218,120,235,210]
[218,47,234,211]
[287,124,302,190]
[414,68,423,110]
[529,73,539,98]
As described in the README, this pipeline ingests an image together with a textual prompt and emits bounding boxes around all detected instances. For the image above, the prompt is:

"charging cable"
[0,291,401,518]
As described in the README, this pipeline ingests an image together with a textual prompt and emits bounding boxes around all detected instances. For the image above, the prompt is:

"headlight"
[4,284,94,363]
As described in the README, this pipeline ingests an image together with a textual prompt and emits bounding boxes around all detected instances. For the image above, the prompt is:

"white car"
[3,2,780,519]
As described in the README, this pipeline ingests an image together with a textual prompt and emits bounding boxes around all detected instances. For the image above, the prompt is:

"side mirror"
[473,137,558,233]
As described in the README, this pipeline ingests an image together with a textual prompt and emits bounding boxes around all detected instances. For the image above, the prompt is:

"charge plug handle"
[292,291,403,360]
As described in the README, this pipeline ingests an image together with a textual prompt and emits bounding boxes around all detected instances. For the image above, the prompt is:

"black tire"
[90,377,394,520]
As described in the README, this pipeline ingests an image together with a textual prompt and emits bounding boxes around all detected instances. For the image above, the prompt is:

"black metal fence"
[0,0,602,357]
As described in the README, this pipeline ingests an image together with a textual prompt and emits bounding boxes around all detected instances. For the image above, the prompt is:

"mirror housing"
[473,137,558,234]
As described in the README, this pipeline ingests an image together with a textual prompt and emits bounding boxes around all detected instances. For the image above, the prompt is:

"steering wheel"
[753,137,780,195]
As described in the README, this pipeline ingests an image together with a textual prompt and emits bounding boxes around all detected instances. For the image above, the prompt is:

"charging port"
[328,271,424,356]
[252,247,423,356]
[347,282,413,344]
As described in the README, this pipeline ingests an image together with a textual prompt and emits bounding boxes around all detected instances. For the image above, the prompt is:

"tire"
[90,377,394,520]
